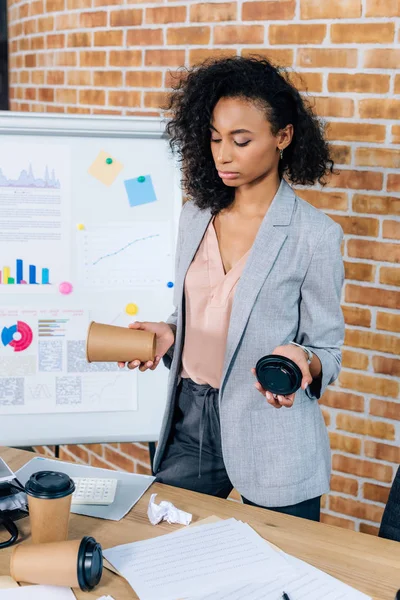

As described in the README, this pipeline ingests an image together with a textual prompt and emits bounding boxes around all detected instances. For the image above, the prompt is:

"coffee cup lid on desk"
[25,471,75,499]
[255,354,302,396]
[77,536,103,591]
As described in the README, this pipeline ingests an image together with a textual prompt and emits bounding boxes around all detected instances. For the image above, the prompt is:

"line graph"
[78,222,172,289]
[92,234,160,266]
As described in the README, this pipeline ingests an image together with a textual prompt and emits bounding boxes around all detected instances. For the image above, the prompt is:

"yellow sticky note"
[77,223,85,231]
[88,150,124,186]
[125,303,138,316]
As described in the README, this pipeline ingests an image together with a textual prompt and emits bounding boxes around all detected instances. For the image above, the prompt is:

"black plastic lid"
[255,354,302,396]
[25,471,75,499]
[77,536,103,591]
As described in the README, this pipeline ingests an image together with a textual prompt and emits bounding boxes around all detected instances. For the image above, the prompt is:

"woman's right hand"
[118,321,175,372]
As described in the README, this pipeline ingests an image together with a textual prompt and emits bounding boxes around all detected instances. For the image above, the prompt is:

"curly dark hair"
[165,56,334,214]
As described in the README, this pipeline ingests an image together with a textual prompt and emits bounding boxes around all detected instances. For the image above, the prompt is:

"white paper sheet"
[0,586,76,599]
[103,518,291,600]
[187,552,371,600]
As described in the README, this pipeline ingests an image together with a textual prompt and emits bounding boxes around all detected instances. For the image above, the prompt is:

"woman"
[119,56,345,522]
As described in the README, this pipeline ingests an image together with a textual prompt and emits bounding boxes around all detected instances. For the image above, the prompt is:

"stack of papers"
[104,517,372,600]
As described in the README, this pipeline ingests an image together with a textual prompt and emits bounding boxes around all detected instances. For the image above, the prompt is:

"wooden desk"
[0,447,399,600]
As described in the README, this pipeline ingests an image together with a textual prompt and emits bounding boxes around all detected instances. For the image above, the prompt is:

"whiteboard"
[0,111,181,446]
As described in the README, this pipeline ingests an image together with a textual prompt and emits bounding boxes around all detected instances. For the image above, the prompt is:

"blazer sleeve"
[162,201,188,369]
[296,222,345,400]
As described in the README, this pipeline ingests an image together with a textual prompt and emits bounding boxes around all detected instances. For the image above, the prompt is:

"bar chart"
[0,259,50,285]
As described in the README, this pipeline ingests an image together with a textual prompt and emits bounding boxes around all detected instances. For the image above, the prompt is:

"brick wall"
[6,0,400,534]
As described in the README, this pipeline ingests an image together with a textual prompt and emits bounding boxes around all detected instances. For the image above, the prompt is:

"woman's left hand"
[251,345,313,409]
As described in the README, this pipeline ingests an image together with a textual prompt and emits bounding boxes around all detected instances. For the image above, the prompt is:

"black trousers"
[155,378,321,522]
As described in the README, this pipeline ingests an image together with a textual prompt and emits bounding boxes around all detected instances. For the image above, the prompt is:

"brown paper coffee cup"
[10,536,103,590]
[27,493,72,544]
[11,539,81,587]
[86,321,156,363]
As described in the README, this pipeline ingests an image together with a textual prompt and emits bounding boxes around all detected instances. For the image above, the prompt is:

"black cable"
[0,512,18,549]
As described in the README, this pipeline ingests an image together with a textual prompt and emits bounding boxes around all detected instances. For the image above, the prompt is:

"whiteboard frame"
[0,111,182,446]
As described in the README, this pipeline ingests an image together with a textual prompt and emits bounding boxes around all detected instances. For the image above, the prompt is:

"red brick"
[110,8,143,26]
[38,16,54,31]
[330,496,384,523]
[342,349,369,370]
[365,440,400,464]
[45,0,64,11]
[55,52,77,67]
[370,398,400,421]
[94,30,123,47]
[328,73,390,94]
[242,1,295,20]
[319,389,364,412]
[383,220,400,241]
[345,284,400,310]
[373,356,400,378]
[300,0,361,18]
[393,125,400,144]
[241,48,294,67]
[298,47,357,68]
[119,443,151,464]
[94,71,122,87]
[55,89,77,104]
[328,170,383,191]
[127,29,164,46]
[144,91,169,109]
[329,431,361,455]
[146,49,185,67]
[380,267,400,287]
[80,11,107,28]
[32,71,45,84]
[313,97,354,118]
[336,413,395,440]
[55,13,78,29]
[110,50,142,67]
[320,513,355,530]
[297,189,348,211]
[270,24,326,45]
[85,443,103,457]
[353,194,400,216]
[359,99,400,120]
[67,70,91,86]
[364,49,400,69]
[356,148,400,170]
[359,523,379,536]
[332,215,379,237]
[79,89,106,105]
[214,25,263,45]
[342,306,371,327]
[191,2,237,21]
[126,70,162,88]
[388,174,400,193]
[47,34,65,49]
[364,482,391,504]
[376,312,400,333]
[344,262,375,282]
[65,444,89,463]
[331,474,359,496]
[80,51,106,67]
[108,91,142,107]
[329,145,352,166]
[332,454,393,483]
[321,409,330,426]
[326,123,385,143]
[332,22,394,44]
[366,0,400,15]
[136,463,152,476]
[32,36,45,50]
[67,32,92,47]
[287,72,323,93]
[339,370,399,398]
[146,6,186,23]
[104,446,135,472]
[90,455,115,470]
[347,240,400,264]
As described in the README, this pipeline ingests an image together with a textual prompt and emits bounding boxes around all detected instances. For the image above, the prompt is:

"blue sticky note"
[124,175,157,208]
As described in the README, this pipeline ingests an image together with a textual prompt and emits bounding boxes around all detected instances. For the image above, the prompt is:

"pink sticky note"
[59,281,73,295]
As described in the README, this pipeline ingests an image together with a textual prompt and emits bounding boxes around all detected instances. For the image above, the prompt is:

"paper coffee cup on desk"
[10,536,103,591]
[86,321,156,363]
[25,471,75,544]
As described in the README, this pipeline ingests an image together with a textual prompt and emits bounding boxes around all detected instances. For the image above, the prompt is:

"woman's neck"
[231,172,281,218]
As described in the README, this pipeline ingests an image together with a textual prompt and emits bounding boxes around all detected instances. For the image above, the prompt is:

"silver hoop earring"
[280,149,284,160]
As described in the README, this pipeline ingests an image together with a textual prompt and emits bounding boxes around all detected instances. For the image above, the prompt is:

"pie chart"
[1,321,33,352]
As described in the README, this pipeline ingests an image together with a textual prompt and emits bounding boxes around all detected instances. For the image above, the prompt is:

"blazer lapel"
[220,180,296,394]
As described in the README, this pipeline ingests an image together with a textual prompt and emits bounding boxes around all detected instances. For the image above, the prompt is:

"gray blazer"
[154,179,345,506]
